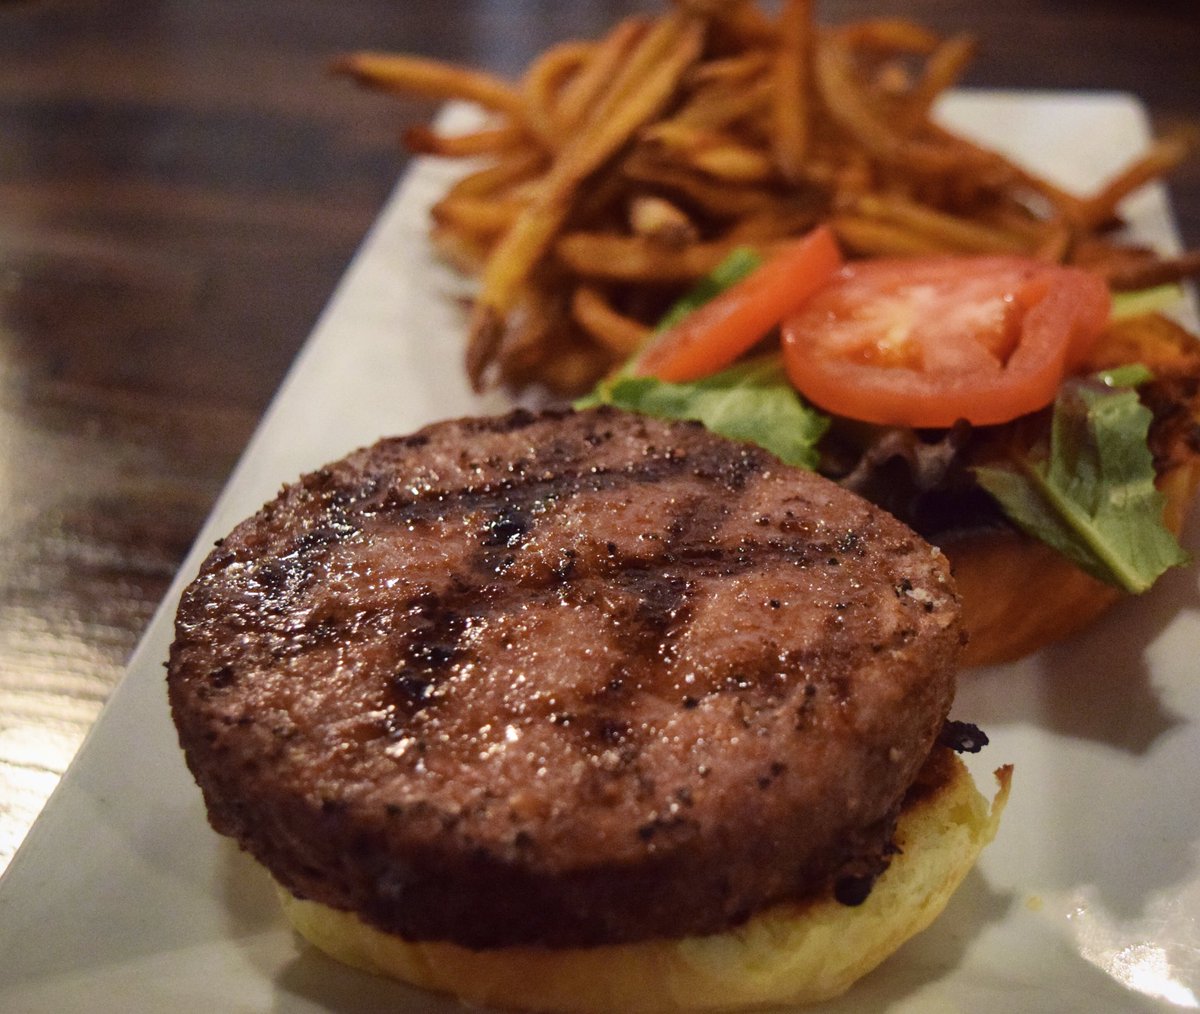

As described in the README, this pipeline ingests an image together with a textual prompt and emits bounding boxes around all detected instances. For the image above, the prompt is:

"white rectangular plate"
[2,92,1198,1013]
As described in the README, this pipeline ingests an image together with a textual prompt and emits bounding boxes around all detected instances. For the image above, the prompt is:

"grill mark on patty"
[384,592,470,728]
[369,479,868,772]
[227,440,793,638]
[208,489,891,739]
[361,441,765,527]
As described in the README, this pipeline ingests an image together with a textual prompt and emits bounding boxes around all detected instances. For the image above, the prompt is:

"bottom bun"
[275,753,1011,1014]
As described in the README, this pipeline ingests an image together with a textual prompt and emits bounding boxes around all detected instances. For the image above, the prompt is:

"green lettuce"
[1110,284,1186,321]
[974,367,1189,593]
[601,355,829,470]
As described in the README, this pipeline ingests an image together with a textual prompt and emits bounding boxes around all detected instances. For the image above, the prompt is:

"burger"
[167,407,1009,1011]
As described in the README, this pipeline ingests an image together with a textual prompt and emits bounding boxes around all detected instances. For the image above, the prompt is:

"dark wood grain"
[0,0,1196,872]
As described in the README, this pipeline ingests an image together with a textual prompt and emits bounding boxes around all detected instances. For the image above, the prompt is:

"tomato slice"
[780,256,1110,428]
[632,225,843,383]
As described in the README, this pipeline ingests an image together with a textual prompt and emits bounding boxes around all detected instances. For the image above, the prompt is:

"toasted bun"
[951,462,1197,667]
[275,752,1010,1013]
[949,527,1122,668]
[951,312,1200,668]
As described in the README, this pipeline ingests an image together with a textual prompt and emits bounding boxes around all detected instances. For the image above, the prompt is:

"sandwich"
[167,407,1009,1011]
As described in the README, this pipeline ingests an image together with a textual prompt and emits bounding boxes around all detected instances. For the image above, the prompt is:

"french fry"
[445,150,547,200]
[1032,219,1073,263]
[554,18,648,134]
[571,286,652,355]
[814,31,980,176]
[902,33,977,128]
[839,18,942,54]
[332,52,526,121]
[539,343,612,395]
[724,207,823,242]
[521,40,594,146]
[703,0,775,50]
[623,153,783,217]
[629,195,700,247]
[831,214,950,256]
[466,12,706,386]
[853,193,1032,254]
[1105,248,1200,290]
[687,51,772,88]
[403,123,526,158]
[557,232,769,281]
[430,221,492,274]
[671,76,774,131]
[641,122,777,183]
[772,0,814,184]
[1076,136,1189,229]
[431,195,523,240]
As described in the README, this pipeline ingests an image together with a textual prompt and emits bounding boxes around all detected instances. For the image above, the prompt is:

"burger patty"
[168,407,963,948]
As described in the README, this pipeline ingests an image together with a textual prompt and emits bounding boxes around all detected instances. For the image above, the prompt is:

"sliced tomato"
[632,225,843,383]
[780,256,1111,428]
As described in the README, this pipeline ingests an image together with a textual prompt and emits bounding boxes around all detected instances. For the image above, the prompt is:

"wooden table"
[1,0,1197,874]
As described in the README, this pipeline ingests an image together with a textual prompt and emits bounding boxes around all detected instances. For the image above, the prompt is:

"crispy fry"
[623,152,783,217]
[686,52,772,87]
[557,232,769,281]
[332,52,526,120]
[466,13,706,386]
[831,214,949,256]
[554,18,648,134]
[538,343,611,395]
[671,76,774,130]
[430,221,491,273]
[773,0,814,184]
[571,286,652,355]
[814,30,981,176]
[641,122,777,183]
[1076,136,1190,229]
[690,143,777,183]
[445,150,547,200]
[838,18,942,54]
[903,33,976,127]
[629,195,700,247]
[703,0,775,49]
[522,40,594,146]
[1105,248,1200,290]
[724,207,824,243]
[432,195,523,240]
[403,123,526,157]
[1031,218,1073,263]
[853,193,1032,254]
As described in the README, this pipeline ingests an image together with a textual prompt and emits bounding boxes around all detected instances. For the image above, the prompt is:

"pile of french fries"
[334,0,1196,394]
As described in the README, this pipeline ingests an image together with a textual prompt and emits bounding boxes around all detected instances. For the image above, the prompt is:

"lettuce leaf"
[974,369,1189,593]
[600,355,829,469]
[1110,284,1186,321]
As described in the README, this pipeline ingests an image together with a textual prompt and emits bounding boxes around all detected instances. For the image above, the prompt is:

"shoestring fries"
[335,0,1197,395]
